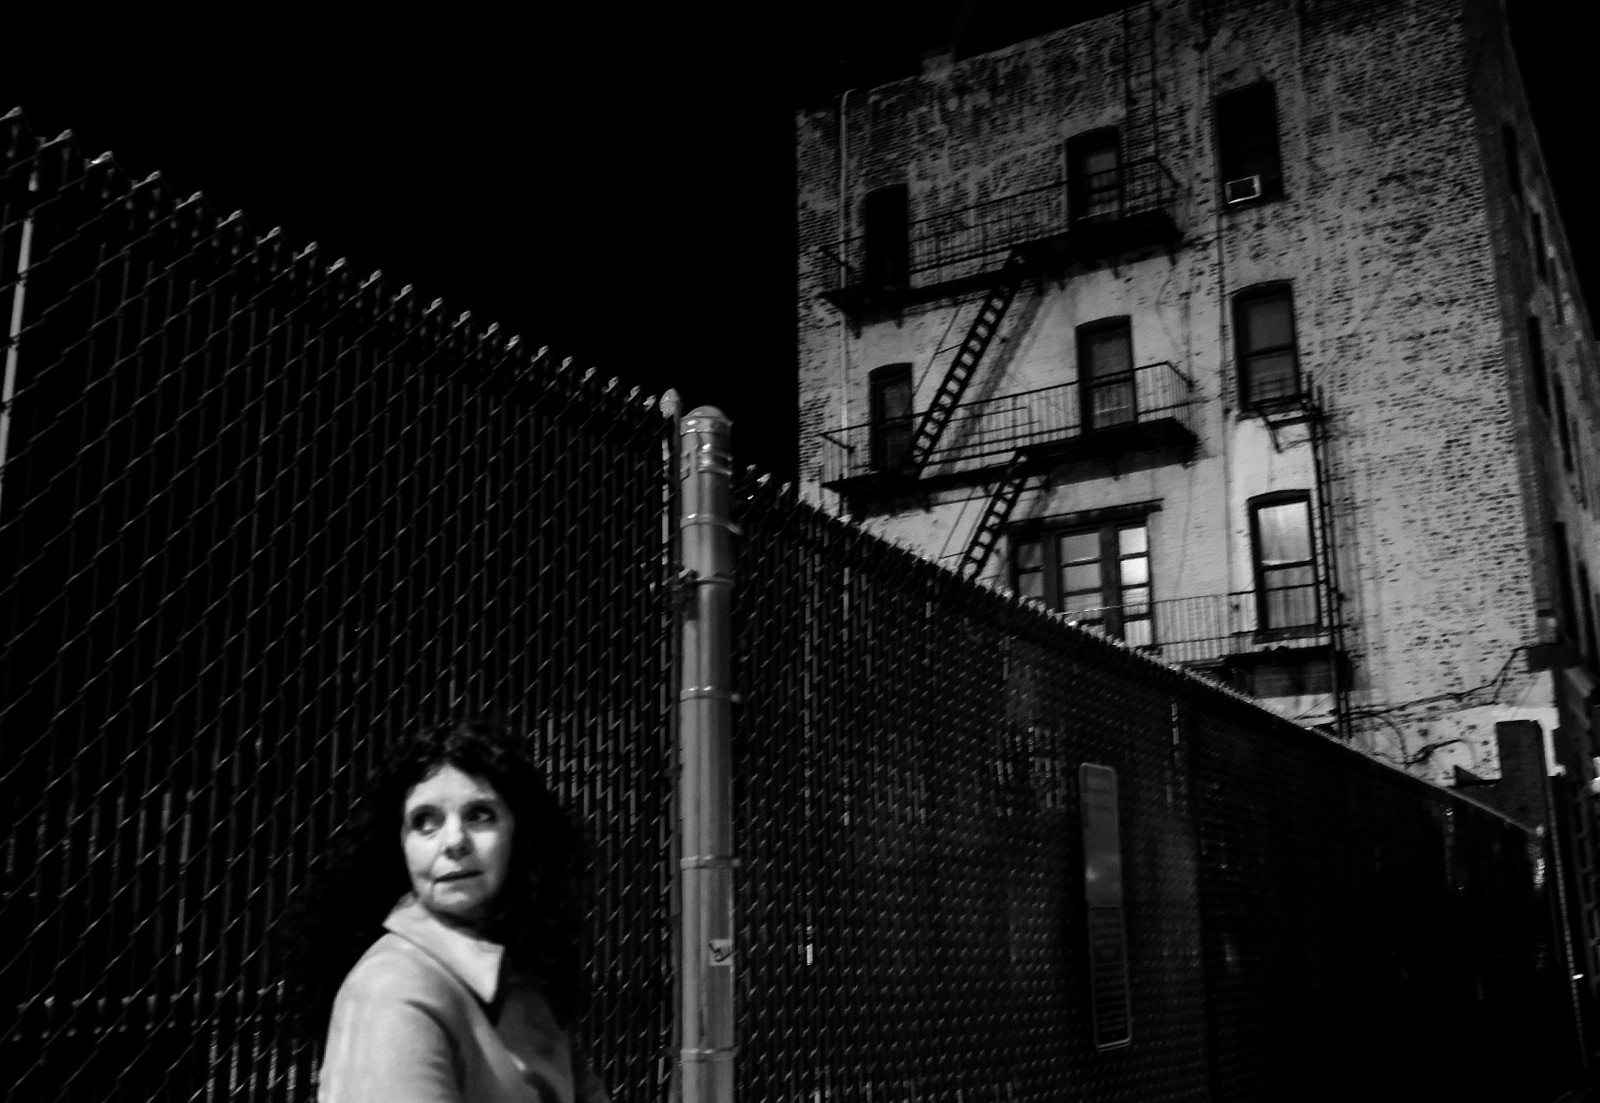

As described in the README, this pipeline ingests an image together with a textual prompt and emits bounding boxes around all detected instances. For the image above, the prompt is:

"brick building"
[795,0,1600,1031]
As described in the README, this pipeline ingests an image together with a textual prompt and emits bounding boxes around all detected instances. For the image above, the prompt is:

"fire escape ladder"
[958,451,1032,582]
[1121,0,1162,171]
[1307,387,1352,739]
[910,250,1029,473]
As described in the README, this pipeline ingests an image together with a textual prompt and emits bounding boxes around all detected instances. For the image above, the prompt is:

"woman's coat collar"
[383,894,506,1005]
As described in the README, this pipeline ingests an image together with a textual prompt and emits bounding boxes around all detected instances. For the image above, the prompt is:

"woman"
[293,716,610,1103]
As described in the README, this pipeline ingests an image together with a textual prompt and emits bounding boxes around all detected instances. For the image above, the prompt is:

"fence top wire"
[732,471,1541,836]
[0,106,673,433]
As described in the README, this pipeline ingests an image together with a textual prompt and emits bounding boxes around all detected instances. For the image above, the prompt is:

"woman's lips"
[436,871,479,882]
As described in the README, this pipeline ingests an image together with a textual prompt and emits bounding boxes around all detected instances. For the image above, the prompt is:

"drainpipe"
[677,407,737,1103]
[838,88,855,436]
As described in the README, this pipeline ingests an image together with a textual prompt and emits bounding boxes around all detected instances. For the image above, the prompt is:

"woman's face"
[401,764,516,927]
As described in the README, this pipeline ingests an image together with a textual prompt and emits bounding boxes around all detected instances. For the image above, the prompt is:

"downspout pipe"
[677,407,737,1103]
[838,88,855,435]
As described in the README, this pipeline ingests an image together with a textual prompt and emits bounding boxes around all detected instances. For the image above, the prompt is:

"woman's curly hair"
[285,715,588,1036]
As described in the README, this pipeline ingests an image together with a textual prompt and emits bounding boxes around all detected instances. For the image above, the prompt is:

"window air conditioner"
[1224,174,1263,204]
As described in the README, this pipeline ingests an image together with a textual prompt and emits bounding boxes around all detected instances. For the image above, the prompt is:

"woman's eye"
[408,810,441,833]
[465,805,497,825]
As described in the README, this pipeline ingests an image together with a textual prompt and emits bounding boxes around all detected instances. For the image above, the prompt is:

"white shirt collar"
[383,893,506,1005]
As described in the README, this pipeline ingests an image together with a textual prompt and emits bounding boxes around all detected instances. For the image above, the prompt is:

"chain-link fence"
[0,107,1576,1103]
[732,475,1571,1102]
[0,113,676,1102]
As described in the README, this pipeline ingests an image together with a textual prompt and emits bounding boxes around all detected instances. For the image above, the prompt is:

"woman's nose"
[441,817,471,855]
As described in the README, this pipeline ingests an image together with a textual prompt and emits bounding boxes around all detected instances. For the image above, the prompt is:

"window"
[1077,318,1135,431]
[1528,316,1550,411]
[1249,494,1318,632]
[1532,212,1549,280]
[1555,378,1574,471]
[862,184,909,289]
[868,364,914,471]
[1234,284,1300,407]
[1068,129,1122,222]
[1216,84,1282,203]
[1013,519,1152,646]
[1240,653,1334,698]
[1503,125,1522,200]
[1580,564,1598,671]
[1554,524,1578,642]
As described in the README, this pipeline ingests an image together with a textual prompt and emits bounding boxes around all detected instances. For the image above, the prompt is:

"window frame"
[1531,211,1549,281]
[1233,283,1302,410]
[1067,128,1124,224]
[1076,316,1136,432]
[867,363,915,472]
[1215,83,1284,205]
[1528,315,1550,412]
[1010,513,1155,646]
[1247,491,1320,636]
[861,183,910,290]
[1502,125,1522,201]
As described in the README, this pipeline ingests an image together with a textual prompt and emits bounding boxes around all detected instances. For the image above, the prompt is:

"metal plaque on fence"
[1080,763,1132,1049]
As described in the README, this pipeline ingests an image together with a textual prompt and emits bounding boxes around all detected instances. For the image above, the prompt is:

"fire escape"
[817,3,1181,576]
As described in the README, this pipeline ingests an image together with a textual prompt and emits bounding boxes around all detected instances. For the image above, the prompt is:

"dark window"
[1013,520,1152,646]
[1216,84,1283,203]
[1555,379,1574,471]
[1532,212,1549,280]
[1234,285,1300,407]
[1555,524,1578,641]
[1077,318,1136,431]
[1503,125,1522,200]
[862,184,909,289]
[1580,564,1598,671]
[1528,316,1549,411]
[1243,653,1334,697]
[1250,494,1318,632]
[1068,129,1122,222]
[868,363,914,471]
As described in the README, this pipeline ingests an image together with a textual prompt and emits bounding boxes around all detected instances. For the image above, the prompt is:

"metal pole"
[0,164,38,525]
[677,406,736,1103]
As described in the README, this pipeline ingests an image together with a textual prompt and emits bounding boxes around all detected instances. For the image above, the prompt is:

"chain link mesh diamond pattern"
[0,114,675,1103]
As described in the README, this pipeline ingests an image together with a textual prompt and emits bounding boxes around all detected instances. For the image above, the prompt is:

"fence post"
[677,406,737,1103]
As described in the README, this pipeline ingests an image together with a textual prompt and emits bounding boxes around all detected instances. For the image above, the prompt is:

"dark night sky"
[1,4,1589,482]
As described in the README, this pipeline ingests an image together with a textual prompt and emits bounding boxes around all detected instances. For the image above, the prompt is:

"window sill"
[1219,191,1286,213]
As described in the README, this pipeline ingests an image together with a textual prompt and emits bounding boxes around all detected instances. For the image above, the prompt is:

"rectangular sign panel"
[1080,763,1131,1048]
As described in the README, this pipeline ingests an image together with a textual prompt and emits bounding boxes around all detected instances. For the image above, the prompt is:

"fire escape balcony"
[820,158,1181,318]
[819,361,1197,495]
[1063,584,1343,691]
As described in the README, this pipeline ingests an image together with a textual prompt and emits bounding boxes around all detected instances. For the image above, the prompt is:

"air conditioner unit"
[1224,175,1263,204]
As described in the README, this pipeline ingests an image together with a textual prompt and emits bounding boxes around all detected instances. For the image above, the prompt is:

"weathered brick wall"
[794,0,1579,779]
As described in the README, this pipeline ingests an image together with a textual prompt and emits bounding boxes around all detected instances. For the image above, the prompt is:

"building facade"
[796,0,1600,1033]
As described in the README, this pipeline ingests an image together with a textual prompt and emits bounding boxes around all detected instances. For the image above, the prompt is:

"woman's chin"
[423,886,492,923]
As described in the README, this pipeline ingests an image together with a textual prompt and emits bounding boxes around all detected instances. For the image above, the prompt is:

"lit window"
[1234,285,1300,408]
[1012,520,1152,646]
[1250,495,1318,632]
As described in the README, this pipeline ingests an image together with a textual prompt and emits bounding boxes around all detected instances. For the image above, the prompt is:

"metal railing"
[819,158,1180,290]
[819,361,1195,485]
[1062,584,1326,667]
